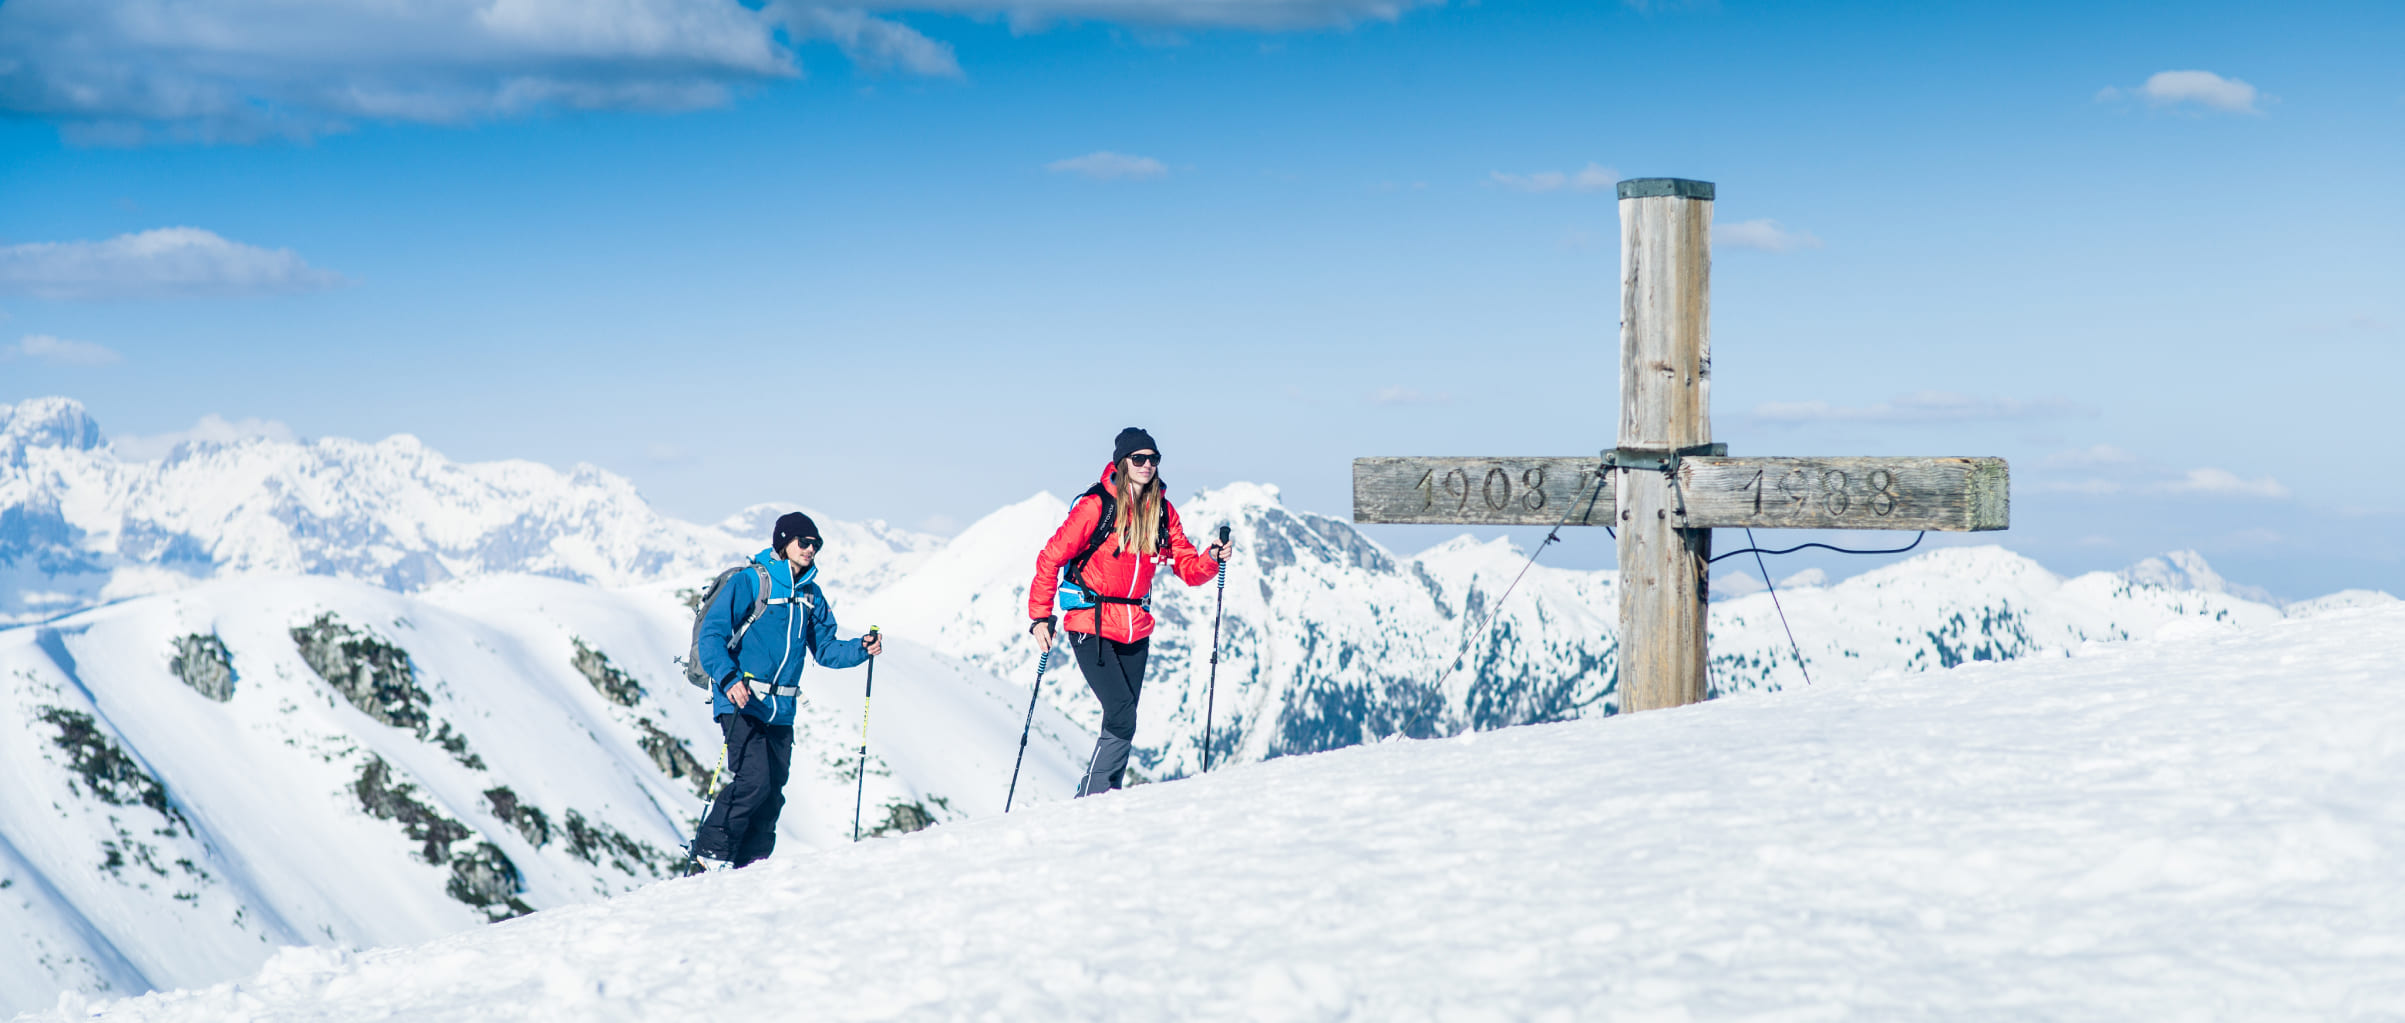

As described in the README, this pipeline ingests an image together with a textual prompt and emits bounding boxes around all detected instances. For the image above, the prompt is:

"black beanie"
[1112,427,1158,464]
[772,511,820,553]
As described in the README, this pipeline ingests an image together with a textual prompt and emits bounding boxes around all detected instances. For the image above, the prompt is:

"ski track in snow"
[42,604,2405,1021]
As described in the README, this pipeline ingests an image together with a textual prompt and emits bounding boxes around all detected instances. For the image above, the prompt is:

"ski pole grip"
[1218,525,1230,543]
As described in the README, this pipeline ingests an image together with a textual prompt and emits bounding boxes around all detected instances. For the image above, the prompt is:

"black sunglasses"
[1125,452,1161,466]
[790,536,823,551]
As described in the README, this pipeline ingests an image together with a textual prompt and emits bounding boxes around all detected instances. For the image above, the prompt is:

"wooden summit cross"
[1353,177,2009,714]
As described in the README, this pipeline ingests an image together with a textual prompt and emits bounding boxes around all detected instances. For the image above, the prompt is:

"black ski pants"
[693,712,793,866]
[1071,632,1150,797]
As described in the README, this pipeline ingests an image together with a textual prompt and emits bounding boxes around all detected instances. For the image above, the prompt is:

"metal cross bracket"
[1602,443,1726,519]
[1599,442,1727,473]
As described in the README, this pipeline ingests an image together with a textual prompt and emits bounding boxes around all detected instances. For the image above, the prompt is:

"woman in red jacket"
[1030,427,1232,797]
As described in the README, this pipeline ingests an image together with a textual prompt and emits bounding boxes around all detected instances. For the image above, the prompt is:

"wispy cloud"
[2036,465,2289,500]
[1752,391,2087,425]
[4,334,121,366]
[1,0,797,142]
[0,1,1440,143]
[2041,444,2138,469]
[2097,70,2262,115]
[936,0,1441,32]
[113,414,297,460]
[1047,151,1169,181]
[1489,163,1617,193]
[2159,467,2288,499]
[1714,218,1822,252]
[0,228,347,300]
[1370,386,1450,406]
[774,4,961,78]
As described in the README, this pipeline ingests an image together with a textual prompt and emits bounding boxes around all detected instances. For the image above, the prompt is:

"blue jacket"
[697,548,869,725]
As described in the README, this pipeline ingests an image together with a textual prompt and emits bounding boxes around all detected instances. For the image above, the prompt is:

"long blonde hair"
[1114,460,1165,556]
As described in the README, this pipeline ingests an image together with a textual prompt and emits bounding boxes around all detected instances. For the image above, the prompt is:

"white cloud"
[2041,444,2138,469]
[1047,151,1169,180]
[1489,163,1617,194]
[5,334,121,366]
[1370,386,1449,406]
[2158,467,2288,499]
[860,0,1439,31]
[113,414,297,460]
[0,1,1425,142]
[2100,70,2261,115]
[2034,459,2290,500]
[1752,391,2087,425]
[1714,218,1822,252]
[0,0,946,141]
[771,4,961,77]
[0,228,347,300]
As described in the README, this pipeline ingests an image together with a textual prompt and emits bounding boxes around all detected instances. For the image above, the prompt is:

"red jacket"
[1029,465,1221,643]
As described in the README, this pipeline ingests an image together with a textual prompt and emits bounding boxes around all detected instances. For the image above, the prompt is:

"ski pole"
[1004,648,1051,813]
[851,627,880,842]
[1202,524,1231,773]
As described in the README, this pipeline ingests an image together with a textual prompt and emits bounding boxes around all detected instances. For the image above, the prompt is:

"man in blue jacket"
[692,511,881,869]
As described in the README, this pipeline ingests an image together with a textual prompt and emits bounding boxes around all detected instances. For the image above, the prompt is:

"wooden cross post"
[1353,177,2009,715]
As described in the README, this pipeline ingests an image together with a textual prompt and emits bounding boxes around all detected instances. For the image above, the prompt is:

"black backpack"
[1061,482,1173,608]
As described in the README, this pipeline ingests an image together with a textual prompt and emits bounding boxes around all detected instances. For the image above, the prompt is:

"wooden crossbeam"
[1352,457,1614,527]
[1677,456,2007,531]
[1353,455,2009,531]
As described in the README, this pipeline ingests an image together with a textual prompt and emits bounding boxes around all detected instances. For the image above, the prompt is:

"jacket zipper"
[768,573,797,721]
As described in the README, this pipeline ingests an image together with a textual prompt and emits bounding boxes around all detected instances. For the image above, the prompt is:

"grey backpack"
[680,564,774,690]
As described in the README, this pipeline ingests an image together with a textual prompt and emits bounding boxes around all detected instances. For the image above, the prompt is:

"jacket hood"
[750,547,818,593]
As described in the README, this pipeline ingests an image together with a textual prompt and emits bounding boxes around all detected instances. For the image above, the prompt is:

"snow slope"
[0,576,1089,1018]
[43,602,2405,1021]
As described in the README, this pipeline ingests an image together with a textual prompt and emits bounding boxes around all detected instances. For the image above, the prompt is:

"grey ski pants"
[1071,631,1150,797]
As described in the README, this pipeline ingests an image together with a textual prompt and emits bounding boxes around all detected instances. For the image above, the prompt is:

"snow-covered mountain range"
[0,397,940,626]
[2,395,2395,1015]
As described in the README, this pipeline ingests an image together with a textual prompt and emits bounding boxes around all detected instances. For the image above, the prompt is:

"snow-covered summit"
[1,397,105,464]
[2121,548,2277,604]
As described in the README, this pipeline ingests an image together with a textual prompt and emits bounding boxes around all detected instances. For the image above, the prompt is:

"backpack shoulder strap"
[1064,483,1116,589]
[727,564,774,650]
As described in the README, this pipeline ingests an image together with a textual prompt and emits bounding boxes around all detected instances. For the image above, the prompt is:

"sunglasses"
[1125,453,1161,467]
[789,536,823,551]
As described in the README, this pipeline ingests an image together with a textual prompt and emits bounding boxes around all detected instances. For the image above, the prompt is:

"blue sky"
[3,0,2401,599]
